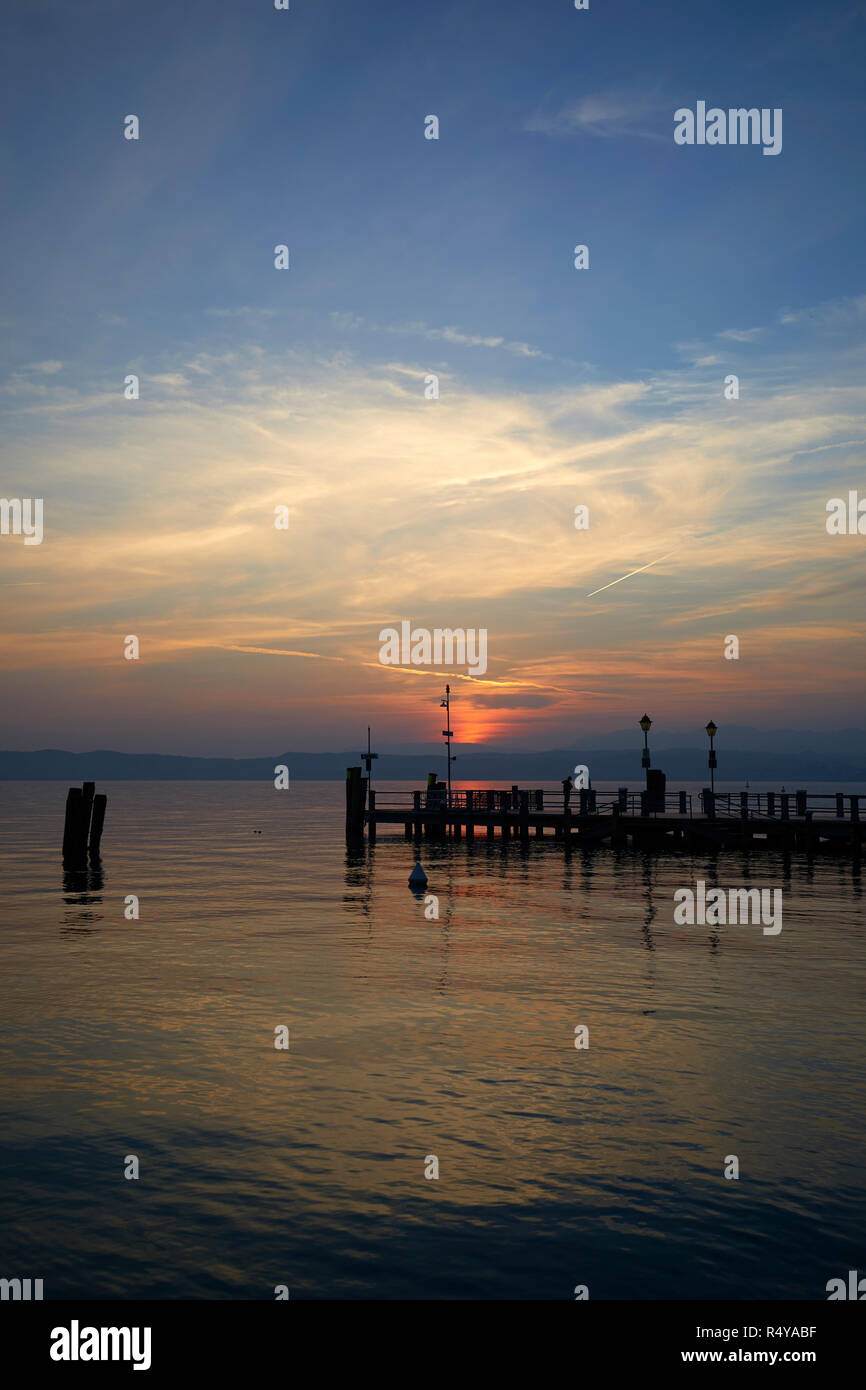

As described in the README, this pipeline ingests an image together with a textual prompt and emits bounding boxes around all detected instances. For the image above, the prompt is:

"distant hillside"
[1,746,865,783]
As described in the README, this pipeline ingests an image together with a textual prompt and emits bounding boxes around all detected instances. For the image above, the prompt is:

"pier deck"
[350,781,864,853]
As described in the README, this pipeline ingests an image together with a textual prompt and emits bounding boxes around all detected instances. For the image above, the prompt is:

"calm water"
[1,780,864,1300]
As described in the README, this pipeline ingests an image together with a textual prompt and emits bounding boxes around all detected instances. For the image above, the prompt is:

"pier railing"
[369,788,696,816]
[369,788,861,822]
[705,790,861,821]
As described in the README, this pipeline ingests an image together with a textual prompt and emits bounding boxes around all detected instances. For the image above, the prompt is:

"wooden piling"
[519,791,530,841]
[345,766,367,838]
[89,793,107,857]
[62,781,105,863]
[62,787,84,860]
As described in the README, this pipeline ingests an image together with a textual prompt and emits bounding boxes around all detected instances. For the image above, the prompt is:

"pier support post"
[519,791,530,841]
[62,786,91,863]
[851,795,860,823]
[781,794,790,821]
[345,766,367,839]
[767,792,775,817]
[89,793,107,858]
[796,790,807,817]
[62,788,84,861]
[837,793,845,818]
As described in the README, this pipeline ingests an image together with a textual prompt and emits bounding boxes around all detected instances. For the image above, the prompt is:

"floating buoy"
[408,861,428,889]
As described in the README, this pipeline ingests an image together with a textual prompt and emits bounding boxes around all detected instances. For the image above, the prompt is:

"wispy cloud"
[779,293,866,329]
[3,329,864,743]
[526,88,666,141]
[329,311,550,359]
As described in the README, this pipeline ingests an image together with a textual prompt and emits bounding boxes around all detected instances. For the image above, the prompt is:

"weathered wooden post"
[89,793,107,857]
[519,791,530,841]
[851,795,860,823]
[836,793,845,818]
[345,766,367,839]
[780,794,790,821]
[767,792,776,817]
[368,789,376,840]
[62,787,83,860]
[796,789,807,817]
[62,786,89,862]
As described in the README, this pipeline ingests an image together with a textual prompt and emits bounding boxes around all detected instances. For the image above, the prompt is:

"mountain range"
[2,733,866,783]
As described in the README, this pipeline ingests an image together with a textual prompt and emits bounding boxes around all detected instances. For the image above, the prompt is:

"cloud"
[717,327,763,343]
[779,293,866,329]
[329,312,550,360]
[206,306,277,319]
[2,333,864,742]
[526,89,666,141]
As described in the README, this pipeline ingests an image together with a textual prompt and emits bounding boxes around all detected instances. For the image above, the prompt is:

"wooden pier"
[346,771,864,854]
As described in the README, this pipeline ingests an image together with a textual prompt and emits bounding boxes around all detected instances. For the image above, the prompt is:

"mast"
[440,684,453,808]
[362,725,378,791]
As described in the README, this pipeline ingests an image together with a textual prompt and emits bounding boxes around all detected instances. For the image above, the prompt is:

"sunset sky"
[2,0,865,755]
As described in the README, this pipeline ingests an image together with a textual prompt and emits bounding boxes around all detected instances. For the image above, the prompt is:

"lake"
[1,780,864,1299]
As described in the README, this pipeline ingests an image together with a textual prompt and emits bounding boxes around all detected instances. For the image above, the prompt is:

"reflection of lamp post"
[706,720,718,794]
[639,714,652,778]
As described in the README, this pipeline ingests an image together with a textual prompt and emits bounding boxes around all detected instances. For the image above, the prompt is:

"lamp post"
[706,720,717,794]
[639,714,652,778]
[440,685,453,808]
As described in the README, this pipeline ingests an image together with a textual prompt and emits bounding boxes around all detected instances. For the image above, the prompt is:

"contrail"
[586,549,679,598]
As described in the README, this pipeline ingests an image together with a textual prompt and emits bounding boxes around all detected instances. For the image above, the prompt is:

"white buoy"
[408,861,428,889]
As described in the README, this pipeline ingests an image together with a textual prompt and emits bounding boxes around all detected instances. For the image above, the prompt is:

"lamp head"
[706,720,717,738]
[639,714,652,734]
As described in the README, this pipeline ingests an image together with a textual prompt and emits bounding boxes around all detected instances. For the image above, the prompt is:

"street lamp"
[639,714,652,776]
[705,720,718,793]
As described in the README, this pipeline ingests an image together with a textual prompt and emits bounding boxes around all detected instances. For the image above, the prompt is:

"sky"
[1,0,865,755]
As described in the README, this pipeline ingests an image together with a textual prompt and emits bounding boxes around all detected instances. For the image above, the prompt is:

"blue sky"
[4,0,864,383]
[2,0,865,753]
